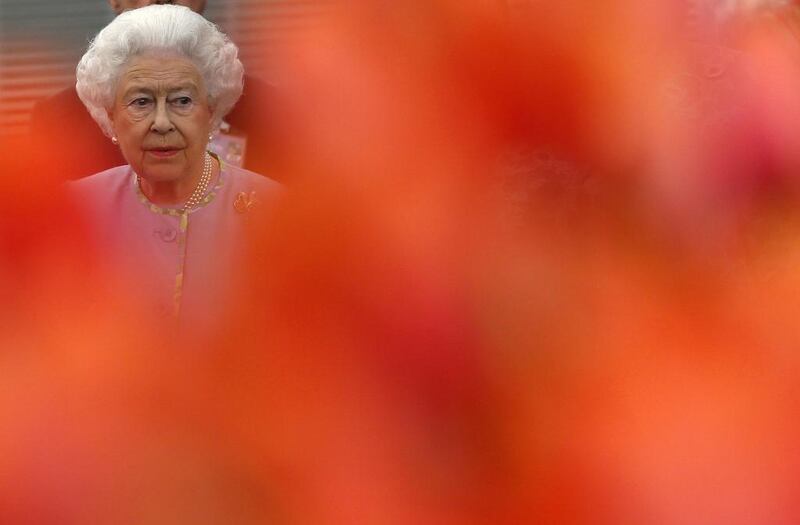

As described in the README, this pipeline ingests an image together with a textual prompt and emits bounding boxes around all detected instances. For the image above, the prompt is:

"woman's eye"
[130,98,151,107]
[172,97,192,106]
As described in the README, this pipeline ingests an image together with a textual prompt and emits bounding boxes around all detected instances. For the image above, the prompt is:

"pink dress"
[69,158,280,334]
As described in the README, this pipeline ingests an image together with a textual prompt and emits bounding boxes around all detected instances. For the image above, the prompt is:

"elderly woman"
[71,5,279,328]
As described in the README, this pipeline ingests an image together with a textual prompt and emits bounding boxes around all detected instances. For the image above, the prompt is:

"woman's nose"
[150,103,175,134]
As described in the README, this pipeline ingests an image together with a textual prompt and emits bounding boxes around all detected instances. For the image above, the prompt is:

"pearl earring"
[111,136,119,145]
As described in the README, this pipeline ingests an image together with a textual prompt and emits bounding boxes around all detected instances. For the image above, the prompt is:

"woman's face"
[110,54,213,185]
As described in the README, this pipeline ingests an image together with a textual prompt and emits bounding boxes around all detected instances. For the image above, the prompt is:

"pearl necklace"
[135,151,213,211]
[182,152,213,211]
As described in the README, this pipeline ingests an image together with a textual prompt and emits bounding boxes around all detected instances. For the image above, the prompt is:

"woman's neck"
[139,177,196,205]
[138,155,218,206]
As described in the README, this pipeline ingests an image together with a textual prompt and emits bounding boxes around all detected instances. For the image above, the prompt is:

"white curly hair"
[76,4,243,138]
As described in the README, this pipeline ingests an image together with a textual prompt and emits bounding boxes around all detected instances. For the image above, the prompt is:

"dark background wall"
[0,0,333,137]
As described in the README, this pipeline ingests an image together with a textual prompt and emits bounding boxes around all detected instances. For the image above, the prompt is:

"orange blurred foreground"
[3,1,800,523]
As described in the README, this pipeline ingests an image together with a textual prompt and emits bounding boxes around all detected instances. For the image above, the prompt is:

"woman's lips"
[146,149,181,158]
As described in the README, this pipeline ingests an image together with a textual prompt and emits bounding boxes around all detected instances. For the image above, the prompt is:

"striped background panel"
[0,0,335,137]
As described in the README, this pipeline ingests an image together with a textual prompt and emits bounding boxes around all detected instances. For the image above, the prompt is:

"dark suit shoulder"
[30,86,86,125]
[225,74,282,179]
[29,84,126,180]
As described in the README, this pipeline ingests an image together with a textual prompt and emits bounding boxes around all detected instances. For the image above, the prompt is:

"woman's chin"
[134,158,188,181]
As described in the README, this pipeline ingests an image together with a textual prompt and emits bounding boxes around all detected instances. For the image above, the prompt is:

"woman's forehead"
[118,55,205,91]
